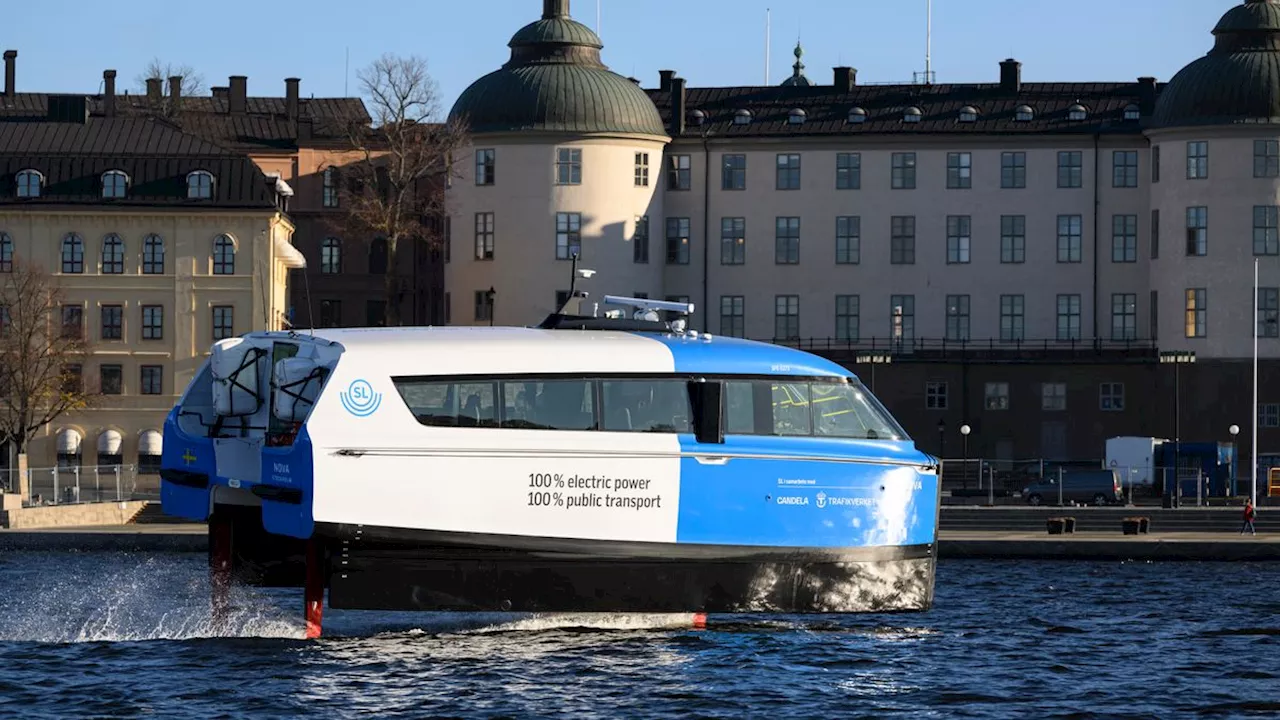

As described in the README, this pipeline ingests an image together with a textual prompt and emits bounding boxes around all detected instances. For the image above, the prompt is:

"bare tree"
[134,58,207,97]
[330,53,468,327]
[0,259,98,462]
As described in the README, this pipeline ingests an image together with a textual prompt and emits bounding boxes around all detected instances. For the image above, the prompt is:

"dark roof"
[1153,0,1280,128]
[648,82,1155,139]
[0,116,279,208]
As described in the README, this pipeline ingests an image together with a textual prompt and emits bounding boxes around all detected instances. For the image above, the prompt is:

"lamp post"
[1159,350,1196,507]
[960,423,972,490]
[855,351,891,393]
[1229,424,1240,498]
[485,287,496,327]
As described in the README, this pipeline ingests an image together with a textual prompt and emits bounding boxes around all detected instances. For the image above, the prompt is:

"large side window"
[601,379,691,433]
[722,379,905,440]
[502,380,594,430]
[396,380,499,428]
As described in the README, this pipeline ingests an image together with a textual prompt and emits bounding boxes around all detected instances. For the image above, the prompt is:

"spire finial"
[543,0,569,19]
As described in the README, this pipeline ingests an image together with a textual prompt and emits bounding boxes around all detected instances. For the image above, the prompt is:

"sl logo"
[340,379,382,417]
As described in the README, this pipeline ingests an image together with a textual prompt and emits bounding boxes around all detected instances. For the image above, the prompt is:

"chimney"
[168,75,182,102]
[146,77,161,102]
[298,117,313,142]
[211,86,228,100]
[228,75,247,114]
[670,76,686,137]
[285,77,300,120]
[833,66,856,92]
[1138,76,1157,112]
[659,70,675,92]
[999,58,1022,93]
[103,70,117,117]
[542,0,568,18]
[3,50,15,97]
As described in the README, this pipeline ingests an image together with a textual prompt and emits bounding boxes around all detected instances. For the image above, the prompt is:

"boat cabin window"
[394,378,598,431]
[724,379,905,441]
[601,379,690,433]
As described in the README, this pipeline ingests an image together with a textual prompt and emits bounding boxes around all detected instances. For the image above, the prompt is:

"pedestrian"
[1241,499,1257,536]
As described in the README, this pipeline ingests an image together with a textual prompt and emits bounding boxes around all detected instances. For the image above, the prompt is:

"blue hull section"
[158,408,214,522]
[258,428,316,539]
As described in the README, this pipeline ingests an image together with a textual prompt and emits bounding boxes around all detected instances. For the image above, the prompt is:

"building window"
[61,305,83,339]
[903,107,923,123]
[474,290,493,322]
[213,234,235,274]
[1014,105,1034,122]
[320,237,342,274]
[140,365,163,395]
[733,109,752,125]
[721,217,745,265]
[1186,206,1208,256]
[1112,150,1138,188]
[946,215,971,264]
[1259,288,1279,338]
[476,149,495,186]
[1185,288,1207,338]
[1057,294,1082,341]
[0,232,10,272]
[1001,152,1026,189]
[720,296,744,338]
[774,295,799,340]
[367,300,386,327]
[101,234,124,274]
[556,212,582,260]
[659,217,688,265]
[1112,215,1138,263]
[1255,140,1280,178]
[667,154,691,190]
[1187,141,1208,179]
[556,148,582,185]
[891,216,915,264]
[187,170,214,199]
[946,152,972,189]
[1000,294,1025,342]
[141,305,163,340]
[319,299,341,328]
[15,169,42,198]
[1123,104,1141,121]
[945,295,970,341]
[100,364,123,395]
[1041,383,1066,411]
[633,216,650,264]
[101,305,122,341]
[1260,403,1280,428]
[1100,382,1125,411]
[142,234,164,274]
[722,154,746,190]
[835,295,859,342]
[634,152,649,187]
[1151,290,1159,341]
[776,154,801,190]
[211,305,234,341]
[61,234,84,274]
[474,212,495,260]
[1057,215,1082,263]
[891,152,916,189]
[1001,215,1025,263]
[926,382,948,410]
[836,216,860,264]
[1111,293,1137,341]
[836,153,861,190]
[1057,151,1082,188]
[774,217,800,264]
[1068,105,1088,121]
[1153,146,1161,183]
[890,295,915,345]
[101,170,128,198]
[1151,210,1160,259]
[984,382,1010,410]
[368,237,388,274]
[1255,206,1279,256]
[322,167,339,207]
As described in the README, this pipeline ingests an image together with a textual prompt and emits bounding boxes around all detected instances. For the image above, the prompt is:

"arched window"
[61,234,84,274]
[689,109,706,126]
[0,232,12,272]
[903,107,923,123]
[847,107,867,124]
[733,109,752,125]
[212,234,235,275]
[958,106,979,123]
[1014,105,1035,122]
[138,429,163,474]
[142,234,165,274]
[321,237,342,275]
[15,169,42,198]
[368,237,388,275]
[788,108,807,125]
[101,234,124,274]
[1068,104,1088,121]
[97,429,123,468]
[187,171,214,199]
[1123,104,1140,121]
[101,170,128,199]
[56,428,82,472]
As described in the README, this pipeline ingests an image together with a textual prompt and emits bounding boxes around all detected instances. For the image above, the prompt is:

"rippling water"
[1,552,1278,719]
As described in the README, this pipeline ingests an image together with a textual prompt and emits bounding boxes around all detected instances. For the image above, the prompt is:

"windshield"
[808,380,907,441]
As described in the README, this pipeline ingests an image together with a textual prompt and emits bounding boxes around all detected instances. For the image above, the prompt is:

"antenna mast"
[765,8,771,85]
[597,0,601,34]
[925,0,933,83]
[344,46,350,96]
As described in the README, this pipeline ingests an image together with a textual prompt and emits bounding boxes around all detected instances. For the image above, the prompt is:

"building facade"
[444,0,1280,470]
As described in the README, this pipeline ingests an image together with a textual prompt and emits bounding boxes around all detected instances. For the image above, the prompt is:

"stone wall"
[0,500,149,529]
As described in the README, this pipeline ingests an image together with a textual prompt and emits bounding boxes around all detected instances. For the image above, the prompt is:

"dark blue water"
[1,552,1277,719]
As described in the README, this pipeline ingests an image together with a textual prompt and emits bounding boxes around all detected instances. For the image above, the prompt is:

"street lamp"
[855,351,891,393]
[485,287,496,327]
[1160,350,1197,507]
[960,423,972,490]
[1229,424,1241,498]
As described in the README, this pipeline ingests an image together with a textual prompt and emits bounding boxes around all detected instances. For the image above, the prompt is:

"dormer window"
[788,108,807,125]
[847,107,867,124]
[1014,105,1035,122]
[1123,104,1140,121]
[187,171,214,199]
[733,109,753,125]
[958,106,979,123]
[1068,104,1088,121]
[15,169,42,198]
[690,109,706,126]
[903,107,923,124]
[101,170,128,199]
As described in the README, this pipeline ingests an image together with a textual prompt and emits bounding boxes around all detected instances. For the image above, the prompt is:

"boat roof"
[253,326,855,380]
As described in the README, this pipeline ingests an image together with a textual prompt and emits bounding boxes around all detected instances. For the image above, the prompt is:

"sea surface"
[0,552,1277,719]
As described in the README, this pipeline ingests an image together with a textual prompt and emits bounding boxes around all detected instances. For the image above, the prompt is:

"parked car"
[1020,470,1124,506]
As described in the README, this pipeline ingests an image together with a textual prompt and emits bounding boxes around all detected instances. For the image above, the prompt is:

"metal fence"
[3,464,160,508]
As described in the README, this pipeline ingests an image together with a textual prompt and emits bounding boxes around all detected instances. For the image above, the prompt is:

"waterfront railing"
[3,464,159,508]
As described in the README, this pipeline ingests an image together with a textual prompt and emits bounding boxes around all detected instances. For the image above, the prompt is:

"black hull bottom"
[319,523,937,614]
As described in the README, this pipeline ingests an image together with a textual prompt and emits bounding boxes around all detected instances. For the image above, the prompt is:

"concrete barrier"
[0,500,149,529]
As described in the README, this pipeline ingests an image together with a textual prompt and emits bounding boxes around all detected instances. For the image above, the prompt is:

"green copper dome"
[1153,0,1280,128]
[448,0,666,137]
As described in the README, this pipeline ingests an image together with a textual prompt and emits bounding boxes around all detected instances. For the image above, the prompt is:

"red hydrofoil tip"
[692,612,708,630]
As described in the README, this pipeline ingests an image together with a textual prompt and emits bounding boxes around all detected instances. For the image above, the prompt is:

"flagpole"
[1253,257,1260,507]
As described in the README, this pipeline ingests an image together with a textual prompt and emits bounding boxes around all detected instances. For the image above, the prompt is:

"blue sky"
[8,0,1239,114]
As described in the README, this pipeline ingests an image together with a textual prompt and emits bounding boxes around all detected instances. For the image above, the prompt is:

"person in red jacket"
[1241,499,1257,536]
